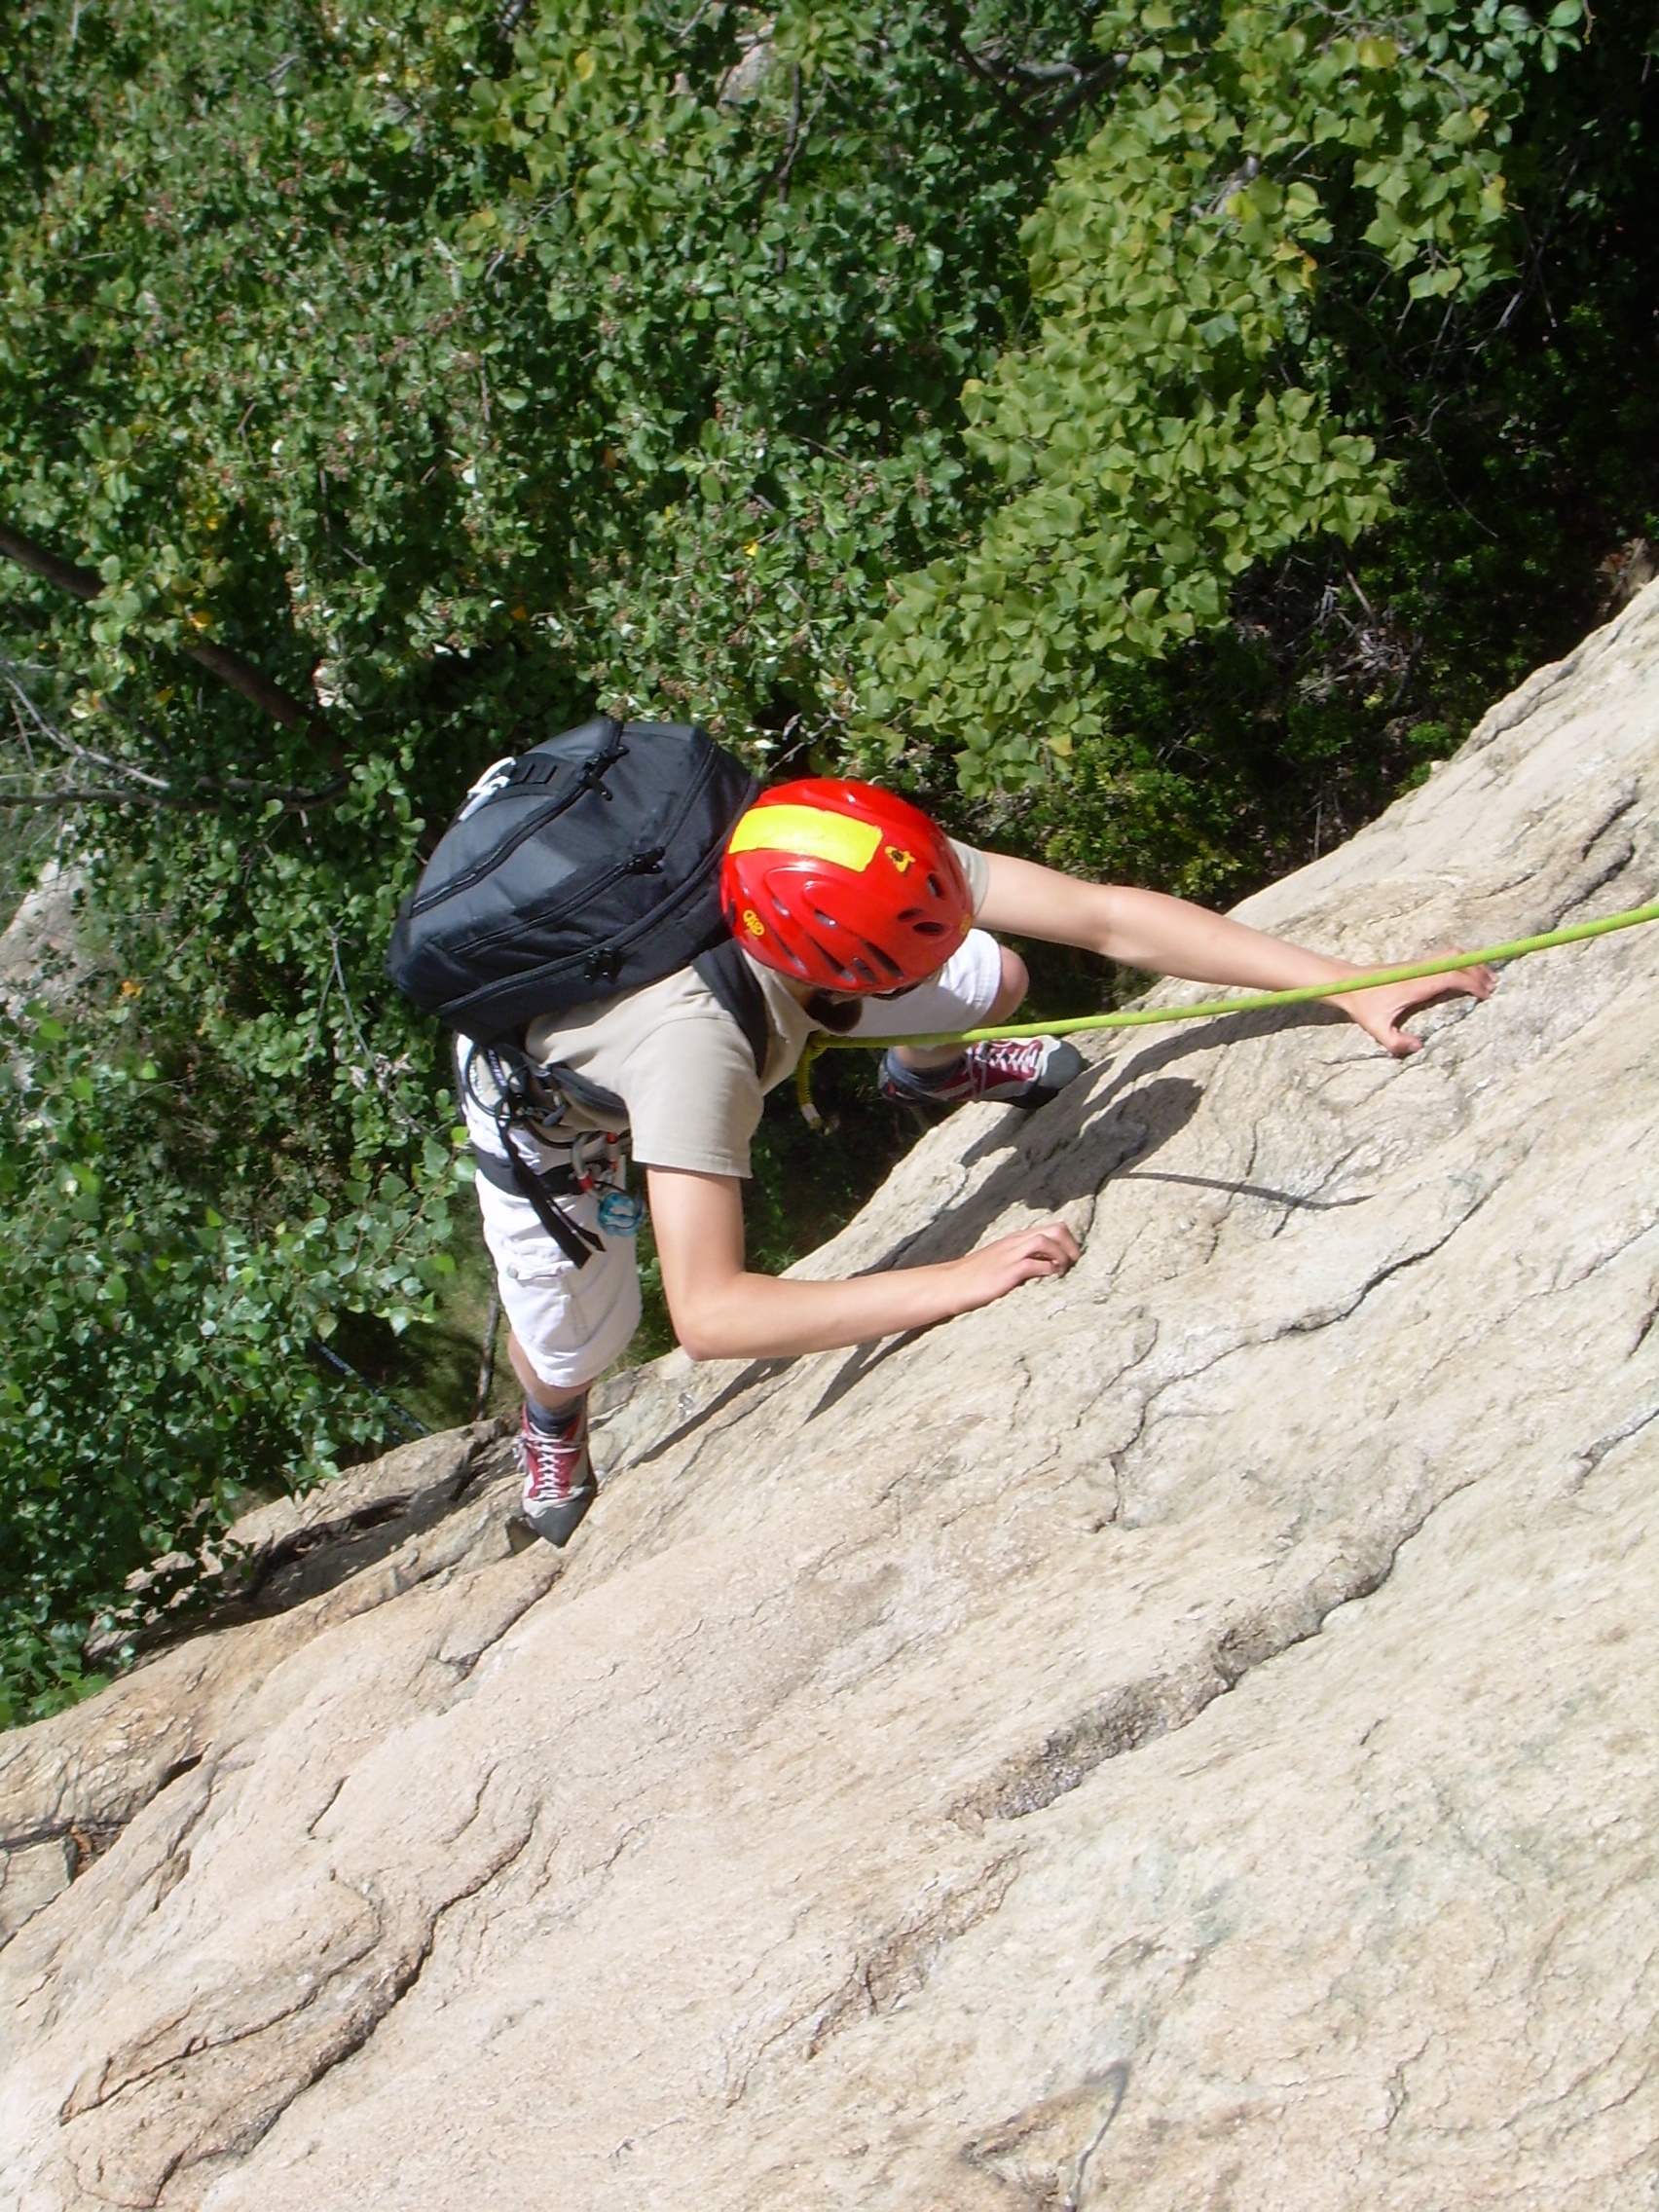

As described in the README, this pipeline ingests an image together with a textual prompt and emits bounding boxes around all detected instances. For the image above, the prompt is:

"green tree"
[867,0,1591,788]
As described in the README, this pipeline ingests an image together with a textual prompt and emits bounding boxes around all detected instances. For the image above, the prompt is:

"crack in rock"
[0,1753,205,1929]
[789,1851,1025,2073]
[435,1555,564,1681]
[57,1822,535,2211]
[964,1490,1474,1824]
[965,2061,1131,2210]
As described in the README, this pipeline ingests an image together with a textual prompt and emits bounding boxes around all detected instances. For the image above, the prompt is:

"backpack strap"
[469,1148,581,1201]
[496,1125,607,1271]
[534,1060,628,1125]
[693,939,771,1080]
[461,1039,607,1271]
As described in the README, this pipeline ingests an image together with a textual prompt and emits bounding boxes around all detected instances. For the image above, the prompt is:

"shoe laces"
[521,1411,586,1503]
[967,1038,1047,1087]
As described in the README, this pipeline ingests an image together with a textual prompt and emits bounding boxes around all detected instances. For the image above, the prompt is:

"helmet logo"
[885,845,914,873]
[742,908,766,938]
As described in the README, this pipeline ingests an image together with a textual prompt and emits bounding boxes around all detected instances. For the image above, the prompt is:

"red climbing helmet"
[720,778,974,992]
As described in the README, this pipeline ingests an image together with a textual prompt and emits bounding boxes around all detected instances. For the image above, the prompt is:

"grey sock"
[884,1049,967,1091]
[526,1394,584,1440]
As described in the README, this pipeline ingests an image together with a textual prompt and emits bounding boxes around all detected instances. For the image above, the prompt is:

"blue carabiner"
[597,1188,647,1238]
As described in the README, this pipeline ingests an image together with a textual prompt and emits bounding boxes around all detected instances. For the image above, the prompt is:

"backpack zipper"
[445,744,719,957]
[450,837,733,1033]
[409,726,630,917]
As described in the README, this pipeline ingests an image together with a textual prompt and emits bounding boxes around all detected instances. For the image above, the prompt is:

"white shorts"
[459,1051,644,1391]
[842,925,1004,1043]
[464,929,1005,1387]
[472,1173,644,1391]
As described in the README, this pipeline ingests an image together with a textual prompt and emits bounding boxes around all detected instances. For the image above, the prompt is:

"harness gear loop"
[462,1040,625,1269]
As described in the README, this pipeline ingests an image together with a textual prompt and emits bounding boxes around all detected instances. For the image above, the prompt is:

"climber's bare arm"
[646,1166,1079,1363]
[977,852,1495,1058]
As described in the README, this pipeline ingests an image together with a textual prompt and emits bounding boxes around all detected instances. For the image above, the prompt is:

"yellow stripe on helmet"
[727,802,883,872]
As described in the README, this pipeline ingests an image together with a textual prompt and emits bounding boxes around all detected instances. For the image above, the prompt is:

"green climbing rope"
[794,897,1659,1126]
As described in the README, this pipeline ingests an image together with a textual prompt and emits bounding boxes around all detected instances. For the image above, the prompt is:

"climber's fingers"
[1340,953,1496,1058]
[952,1221,1082,1311]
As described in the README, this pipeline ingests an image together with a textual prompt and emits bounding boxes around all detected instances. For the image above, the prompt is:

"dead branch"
[0,778,347,810]
[0,518,326,734]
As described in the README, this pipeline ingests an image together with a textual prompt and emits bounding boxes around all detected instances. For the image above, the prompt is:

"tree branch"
[0,520,98,602]
[0,518,326,733]
[936,0,1042,138]
[0,777,346,811]
[0,652,345,813]
[932,12,1120,138]
[775,65,806,201]
[1,657,172,787]
[175,635,322,731]
[1037,61,1121,135]
[0,788,184,807]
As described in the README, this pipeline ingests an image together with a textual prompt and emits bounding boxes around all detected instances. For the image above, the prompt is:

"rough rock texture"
[0,861,93,1011]
[3,587,1658,2209]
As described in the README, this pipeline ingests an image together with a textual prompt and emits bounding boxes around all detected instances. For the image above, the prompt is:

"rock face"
[0,860,93,1010]
[4,587,1658,2210]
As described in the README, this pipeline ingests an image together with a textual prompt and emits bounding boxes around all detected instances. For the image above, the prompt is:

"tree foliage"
[868,0,1589,785]
[1,0,1655,1718]
[0,981,460,1722]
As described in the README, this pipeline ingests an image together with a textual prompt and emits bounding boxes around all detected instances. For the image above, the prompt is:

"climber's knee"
[989,944,1029,1023]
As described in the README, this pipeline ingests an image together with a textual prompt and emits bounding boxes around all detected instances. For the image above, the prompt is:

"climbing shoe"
[518,1395,597,1548]
[879,1036,1086,1111]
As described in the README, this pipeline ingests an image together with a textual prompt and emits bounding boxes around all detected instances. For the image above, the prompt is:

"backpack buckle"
[455,756,516,821]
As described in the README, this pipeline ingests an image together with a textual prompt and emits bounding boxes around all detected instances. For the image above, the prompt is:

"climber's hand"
[945,1221,1081,1311]
[1337,954,1496,1057]
[647,1168,1082,1360]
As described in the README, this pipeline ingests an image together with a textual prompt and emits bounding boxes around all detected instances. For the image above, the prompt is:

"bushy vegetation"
[1,0,1654,1720]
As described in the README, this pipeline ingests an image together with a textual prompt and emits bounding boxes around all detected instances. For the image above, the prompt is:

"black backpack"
[387,715,762,1044]
[387,716,767,1269]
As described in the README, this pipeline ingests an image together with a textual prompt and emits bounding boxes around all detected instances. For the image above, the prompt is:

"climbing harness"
[793,897,1659,1126]
[461,1040,636,1268]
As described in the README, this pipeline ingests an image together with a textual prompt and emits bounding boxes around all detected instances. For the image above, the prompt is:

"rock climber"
[459,777,1493,1544]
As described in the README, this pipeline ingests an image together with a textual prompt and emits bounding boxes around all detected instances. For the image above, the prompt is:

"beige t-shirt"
[521,838,990,1179]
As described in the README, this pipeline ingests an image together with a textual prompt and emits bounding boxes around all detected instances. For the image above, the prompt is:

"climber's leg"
[851,932,1086,1110]
[882,938,1029,1074]
[461,1166,638,1552]
[474,1198,638,1546]
[456,1043,641,1546]
[879,1034,1087,1109]
[498,1334,589,1546]
[506,1332,585,1415]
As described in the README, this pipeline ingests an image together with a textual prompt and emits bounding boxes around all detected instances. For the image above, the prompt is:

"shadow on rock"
[608,1009,1346,1462]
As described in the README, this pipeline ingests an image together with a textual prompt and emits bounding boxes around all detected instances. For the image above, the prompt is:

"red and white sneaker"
[880,1037,1085,1111]
[518,1397,597,1548]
